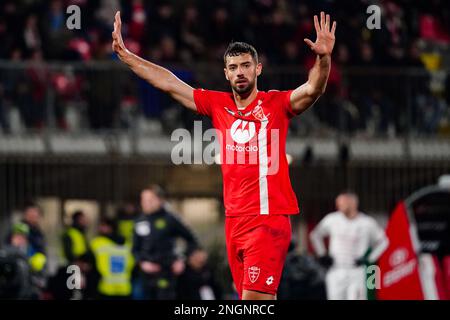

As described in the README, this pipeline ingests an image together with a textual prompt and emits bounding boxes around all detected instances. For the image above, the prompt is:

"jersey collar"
[230,91,264,117]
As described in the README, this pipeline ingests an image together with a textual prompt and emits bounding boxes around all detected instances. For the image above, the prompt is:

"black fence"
[1,155,448,226]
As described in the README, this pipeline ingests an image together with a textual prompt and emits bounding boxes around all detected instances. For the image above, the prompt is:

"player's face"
[224,53,262,95]
[336,194,358,214]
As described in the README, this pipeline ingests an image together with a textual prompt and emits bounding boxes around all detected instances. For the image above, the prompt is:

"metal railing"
[0,61,448,139]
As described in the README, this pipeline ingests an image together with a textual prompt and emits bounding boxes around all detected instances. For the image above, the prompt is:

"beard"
[231,78,255,95]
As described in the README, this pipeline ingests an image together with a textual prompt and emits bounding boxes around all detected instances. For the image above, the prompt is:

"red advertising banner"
[444,256,450,299]
[377,202,424,300]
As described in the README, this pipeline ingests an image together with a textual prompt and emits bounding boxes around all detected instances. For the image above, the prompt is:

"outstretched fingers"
[314,14,320,34]
[315,12,336,35]
[304,38,315,49]
[320,11,325,30]
[114,12,122,34]
[331,21,337,35]
[116,11,122,26]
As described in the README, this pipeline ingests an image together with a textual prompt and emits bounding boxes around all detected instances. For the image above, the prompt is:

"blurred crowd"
[0,0,449,136]
[0,186,226,300]
[1,0,449,65]
[0,189,400,300]
[0,185,331,300]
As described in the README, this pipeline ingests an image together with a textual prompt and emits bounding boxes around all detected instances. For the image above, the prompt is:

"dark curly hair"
[223,41,258,66]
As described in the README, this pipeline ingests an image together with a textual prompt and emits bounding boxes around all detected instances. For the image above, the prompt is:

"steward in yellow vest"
[116,204,138,247]
[62,211,89,264]
[90,218,134,299]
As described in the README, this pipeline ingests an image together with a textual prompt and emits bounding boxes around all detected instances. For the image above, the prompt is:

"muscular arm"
[290,12,336,114]
[112,12,196,111]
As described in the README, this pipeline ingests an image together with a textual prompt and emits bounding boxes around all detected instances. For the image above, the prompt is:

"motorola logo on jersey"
[226,144,258,152]
[171,121,280,175]
[230,119,256,144]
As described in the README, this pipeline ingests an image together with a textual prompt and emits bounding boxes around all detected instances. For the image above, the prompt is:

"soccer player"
[310,192,389,300]
[112,11,336,300]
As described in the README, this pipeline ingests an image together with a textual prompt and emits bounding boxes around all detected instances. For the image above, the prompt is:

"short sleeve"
[193,89,212,117]
[282,90,299,119]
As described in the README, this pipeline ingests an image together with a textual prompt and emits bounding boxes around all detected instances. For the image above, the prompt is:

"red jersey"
[194,89,300,216]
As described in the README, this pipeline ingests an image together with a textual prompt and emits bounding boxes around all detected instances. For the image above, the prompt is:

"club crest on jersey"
[248,266,260,283]
[252,100,269,121]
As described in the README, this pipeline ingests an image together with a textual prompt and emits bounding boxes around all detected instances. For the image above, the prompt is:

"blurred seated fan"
[0,223,35,299]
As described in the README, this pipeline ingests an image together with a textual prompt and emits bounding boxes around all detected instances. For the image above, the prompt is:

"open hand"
[304,12,336,57]
[112,11,128,59]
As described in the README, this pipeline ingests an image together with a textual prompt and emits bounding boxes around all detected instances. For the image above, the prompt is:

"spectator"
[117,203,138,247]
[21,202,46,256]
[0,0,446,136]
[179,5,205,63]
[45,253,96,300]
[62,210,90,265]
[0,223,39,299]
[278,241,327,300]
[22,14,42,54]
[132,185,200,300]
[176,249,222,300]
[24,49,47,129]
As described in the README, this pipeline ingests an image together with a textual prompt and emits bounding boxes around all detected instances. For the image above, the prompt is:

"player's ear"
[224,68,229,81]
[256,62,262,76]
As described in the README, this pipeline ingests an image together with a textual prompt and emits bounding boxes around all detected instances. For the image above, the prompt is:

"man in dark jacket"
[21,202,46,256]
[133,185,200,300]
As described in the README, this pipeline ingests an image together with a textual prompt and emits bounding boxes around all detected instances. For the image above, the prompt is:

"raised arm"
[112,11,196,111]
[290,12,336,115]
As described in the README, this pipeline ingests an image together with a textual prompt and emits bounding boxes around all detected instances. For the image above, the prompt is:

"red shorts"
[225,215,292,298]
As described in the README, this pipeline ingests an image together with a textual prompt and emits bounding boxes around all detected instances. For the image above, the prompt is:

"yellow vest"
[117,219,135,247]
[66,227,88,259]
[90,236,134,296]
[29,252,47,272]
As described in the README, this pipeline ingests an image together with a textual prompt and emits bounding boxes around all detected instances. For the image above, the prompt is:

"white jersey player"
[310,192,389,300]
